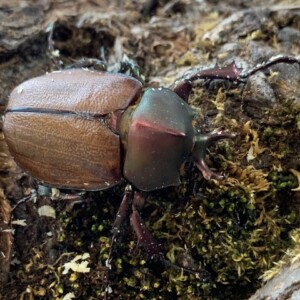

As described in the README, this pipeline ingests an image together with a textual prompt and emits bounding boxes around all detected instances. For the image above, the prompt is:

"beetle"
[3,55,300,268]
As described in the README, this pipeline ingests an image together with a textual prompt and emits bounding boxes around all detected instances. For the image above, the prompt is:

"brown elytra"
[4,69,142,190]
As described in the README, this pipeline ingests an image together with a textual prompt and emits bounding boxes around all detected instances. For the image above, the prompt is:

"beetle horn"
[192,128,235,180]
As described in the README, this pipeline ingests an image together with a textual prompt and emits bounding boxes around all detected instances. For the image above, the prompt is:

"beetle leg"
[130,193,211,277]
[171,79,193,102]
[239,55,300,79]
[112,186,132,236]
[103,188,133,299]
[106,186,132,268]
[193,128,236,180]
[172,62,242,101]
[130,192,163,260]
[172,56,300,102]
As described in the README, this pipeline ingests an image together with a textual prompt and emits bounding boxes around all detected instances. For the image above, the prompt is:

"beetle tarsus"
[240,55,300,79]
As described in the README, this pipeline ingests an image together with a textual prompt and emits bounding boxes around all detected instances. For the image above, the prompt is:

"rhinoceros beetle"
[3,54,300,273]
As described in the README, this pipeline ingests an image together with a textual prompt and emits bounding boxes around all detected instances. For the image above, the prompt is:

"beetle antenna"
[193,128,235,180]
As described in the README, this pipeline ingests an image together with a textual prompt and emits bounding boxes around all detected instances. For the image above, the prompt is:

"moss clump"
[136,168,297,299]
[268,171,298,190]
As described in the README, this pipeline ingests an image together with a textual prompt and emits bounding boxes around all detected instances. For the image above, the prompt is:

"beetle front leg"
[172,55,300,101]
[172,62,242,101]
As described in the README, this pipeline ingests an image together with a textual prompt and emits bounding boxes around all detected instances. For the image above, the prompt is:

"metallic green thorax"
[122,88,195,191]
[121,88,235,191]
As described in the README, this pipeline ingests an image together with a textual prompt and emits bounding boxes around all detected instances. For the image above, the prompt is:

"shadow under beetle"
[3,52,300,274]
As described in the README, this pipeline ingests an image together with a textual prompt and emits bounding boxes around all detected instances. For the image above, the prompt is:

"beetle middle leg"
[106,186,132,271]
[108,187,162,263]
[130,191,163,261]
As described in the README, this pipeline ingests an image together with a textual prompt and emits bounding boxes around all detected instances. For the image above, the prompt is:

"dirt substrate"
[0,1,300,299]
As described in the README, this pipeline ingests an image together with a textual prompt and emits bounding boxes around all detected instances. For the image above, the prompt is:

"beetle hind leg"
[193,128,235,180]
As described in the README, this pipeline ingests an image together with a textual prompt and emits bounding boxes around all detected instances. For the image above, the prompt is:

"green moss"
[268,171,298,190]
[5,51,300,300]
